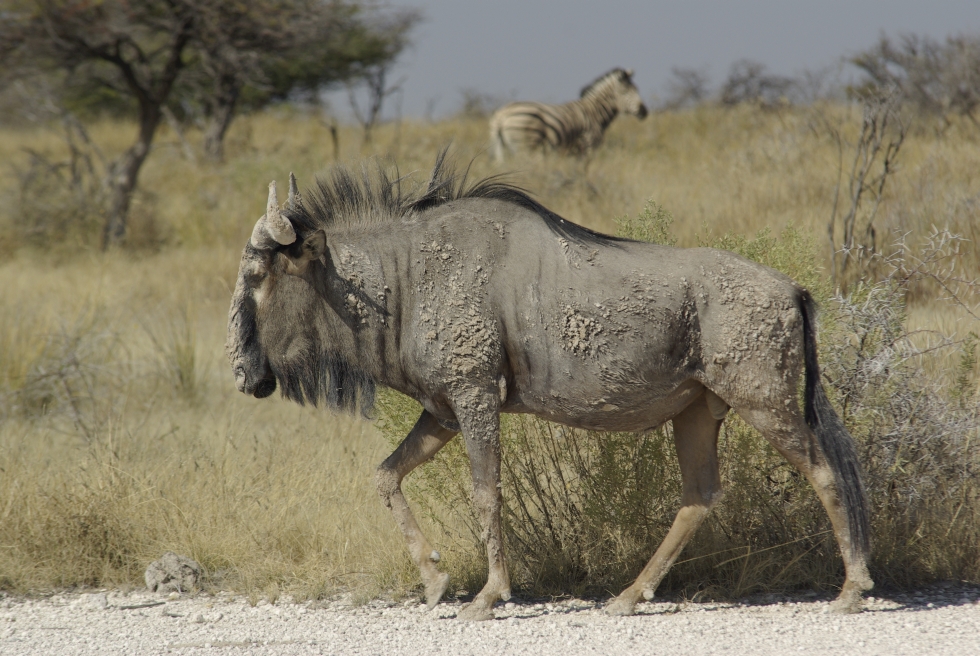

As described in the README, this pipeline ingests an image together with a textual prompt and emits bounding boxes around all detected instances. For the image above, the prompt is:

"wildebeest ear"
[301,230,326,260]
[283,230,327,276]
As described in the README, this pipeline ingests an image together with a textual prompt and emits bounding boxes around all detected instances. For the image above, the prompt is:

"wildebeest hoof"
[828,594,864,614]
[828,579,869,613]
[604,595,637,616]
[424,572,450,610]
[457,601,495,621]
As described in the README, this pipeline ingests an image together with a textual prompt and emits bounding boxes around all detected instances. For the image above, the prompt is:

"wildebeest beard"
[267,331,376,417]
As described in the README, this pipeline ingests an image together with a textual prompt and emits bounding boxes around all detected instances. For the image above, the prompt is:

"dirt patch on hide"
[559,305,605,356]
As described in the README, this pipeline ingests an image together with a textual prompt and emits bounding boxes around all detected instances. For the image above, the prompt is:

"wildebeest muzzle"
[234,364,277,399]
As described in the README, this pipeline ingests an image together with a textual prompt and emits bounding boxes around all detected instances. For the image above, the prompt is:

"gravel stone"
[1,588,978,655]
[144,552,202,593]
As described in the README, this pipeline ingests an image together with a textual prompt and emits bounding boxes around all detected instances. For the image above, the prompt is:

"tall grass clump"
[0,304,121,435]
[0,255,407,599]
[377,204,980,600]
[821,237,980,587]
[140,305,205,404]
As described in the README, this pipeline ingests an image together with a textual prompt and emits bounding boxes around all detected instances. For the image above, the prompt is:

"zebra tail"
[799,289,871,559]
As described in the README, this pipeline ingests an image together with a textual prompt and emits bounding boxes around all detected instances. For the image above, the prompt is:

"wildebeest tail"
[798,289,871,558]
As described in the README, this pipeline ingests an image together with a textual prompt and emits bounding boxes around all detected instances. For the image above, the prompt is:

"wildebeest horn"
[250,181,297,248]
[287,172,301,210]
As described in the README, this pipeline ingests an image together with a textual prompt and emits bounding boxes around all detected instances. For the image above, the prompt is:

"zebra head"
[581,68,648,120]
[614,69,648,119]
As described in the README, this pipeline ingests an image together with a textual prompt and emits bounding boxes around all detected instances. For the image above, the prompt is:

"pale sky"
[329,0,980,119]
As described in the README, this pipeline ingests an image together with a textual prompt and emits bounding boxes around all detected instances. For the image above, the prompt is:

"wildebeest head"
[226,175,328,400]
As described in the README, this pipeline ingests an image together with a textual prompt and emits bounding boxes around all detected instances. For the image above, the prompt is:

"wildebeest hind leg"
[738,406,873,613]
[376,411,457,609]
[606,389,724,616]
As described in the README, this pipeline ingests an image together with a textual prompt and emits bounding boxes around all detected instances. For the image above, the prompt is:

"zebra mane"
[286,149,623,247]
[580,68,631,98]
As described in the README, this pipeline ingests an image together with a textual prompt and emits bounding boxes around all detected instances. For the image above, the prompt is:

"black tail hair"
[799,290,871,558]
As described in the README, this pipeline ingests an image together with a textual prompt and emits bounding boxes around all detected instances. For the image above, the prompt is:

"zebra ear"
[625,69,634,78]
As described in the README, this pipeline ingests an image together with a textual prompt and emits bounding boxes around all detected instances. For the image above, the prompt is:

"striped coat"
[489,68,647,161]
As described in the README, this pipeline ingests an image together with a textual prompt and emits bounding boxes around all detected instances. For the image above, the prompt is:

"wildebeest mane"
[286,149,623,247]
[268,327,377,418]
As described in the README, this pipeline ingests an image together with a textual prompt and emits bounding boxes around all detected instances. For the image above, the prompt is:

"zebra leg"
[375,411,457,609]
[490,128,506,163]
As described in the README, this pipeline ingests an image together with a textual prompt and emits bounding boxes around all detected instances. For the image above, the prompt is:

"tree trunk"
[102,107,160,249]
[203,76,241,162]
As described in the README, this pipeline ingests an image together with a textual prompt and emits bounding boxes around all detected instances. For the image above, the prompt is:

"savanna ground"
[0,104,978,606]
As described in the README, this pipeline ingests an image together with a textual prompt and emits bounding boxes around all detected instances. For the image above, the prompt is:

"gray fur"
[227,154,872,617]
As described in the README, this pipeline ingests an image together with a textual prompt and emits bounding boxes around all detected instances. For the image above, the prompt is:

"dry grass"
[0,103,977,600]
[0,253,411,598]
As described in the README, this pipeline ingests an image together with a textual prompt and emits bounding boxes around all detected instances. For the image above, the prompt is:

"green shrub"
[823,283,979,587]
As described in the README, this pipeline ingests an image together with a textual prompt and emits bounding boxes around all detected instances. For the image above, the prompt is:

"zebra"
[489,68,648,161]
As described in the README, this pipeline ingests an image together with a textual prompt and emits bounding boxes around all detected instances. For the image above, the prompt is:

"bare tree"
[720,59,797,108]
[185,0,386,162]
[852,33,980,132]
[348,64,404,146]
[818,89,909,289]
[344,9,418,147]
[1,0,195,248]
[661,67,711,110]
[0,0,421,247]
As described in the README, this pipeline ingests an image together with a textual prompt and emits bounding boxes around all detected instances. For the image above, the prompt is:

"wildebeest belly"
[501,291,705,432]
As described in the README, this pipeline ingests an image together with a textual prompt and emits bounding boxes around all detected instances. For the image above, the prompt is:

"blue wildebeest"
[227,154,871,621]
[489,68,648,161]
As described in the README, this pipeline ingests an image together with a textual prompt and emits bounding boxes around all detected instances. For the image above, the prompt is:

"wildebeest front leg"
[376,411,457,609]
[455,394,510,622]
[606,389,725,616]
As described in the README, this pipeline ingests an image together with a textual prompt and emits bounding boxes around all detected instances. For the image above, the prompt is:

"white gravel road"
[2,586,978,655]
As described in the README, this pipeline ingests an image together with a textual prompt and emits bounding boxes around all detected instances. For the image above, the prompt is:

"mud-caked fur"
[227,152,873,620]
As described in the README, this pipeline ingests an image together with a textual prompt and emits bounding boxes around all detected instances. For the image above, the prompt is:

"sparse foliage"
[12,105,108,248]
[0,307,120,443]
[0,0,420,245]
[824,289,979,585]
[345,9,419,147]
[1,0,195,248]
[852,33,980,131]
[178,0,408,161]
[819,88,909,291]
[615,200,676,246]
[720,60,797,108]
[662,67,711,110]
